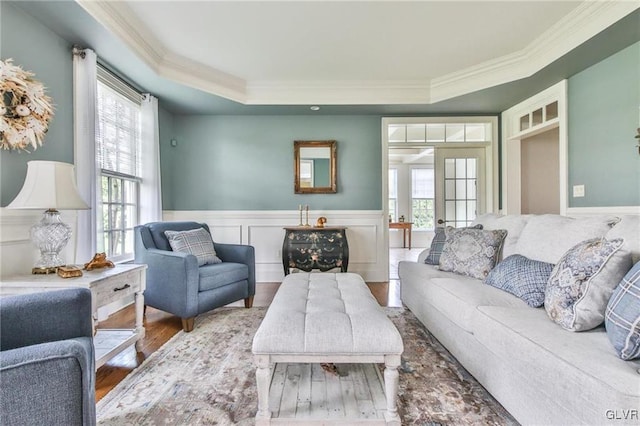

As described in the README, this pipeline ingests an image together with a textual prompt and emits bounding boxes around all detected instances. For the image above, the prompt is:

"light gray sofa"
[399,214,640,426]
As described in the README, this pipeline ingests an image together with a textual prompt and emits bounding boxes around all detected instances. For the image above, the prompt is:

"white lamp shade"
[7,161,89,210]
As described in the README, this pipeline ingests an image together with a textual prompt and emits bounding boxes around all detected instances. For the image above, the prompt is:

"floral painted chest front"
[282,227,349,275]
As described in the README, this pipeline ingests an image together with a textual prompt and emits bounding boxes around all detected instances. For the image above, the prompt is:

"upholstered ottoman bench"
[252,272,403,425]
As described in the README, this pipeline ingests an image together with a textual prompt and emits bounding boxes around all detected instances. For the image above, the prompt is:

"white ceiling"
[76,0,638,107]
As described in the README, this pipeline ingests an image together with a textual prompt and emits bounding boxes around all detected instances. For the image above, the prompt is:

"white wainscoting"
[0,209,389,282]
[163,210,389,282]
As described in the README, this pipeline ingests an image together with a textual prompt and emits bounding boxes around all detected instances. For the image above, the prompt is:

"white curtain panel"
[72,47,98,264]
[140,94,163,224]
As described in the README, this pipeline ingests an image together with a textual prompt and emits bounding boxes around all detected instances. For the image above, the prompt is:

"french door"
[434,147,485,228]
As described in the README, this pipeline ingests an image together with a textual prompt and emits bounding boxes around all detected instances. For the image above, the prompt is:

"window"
[411,168,434,230]
[388,122,491,144]
[388,168,398,222]
[96,67,142,261]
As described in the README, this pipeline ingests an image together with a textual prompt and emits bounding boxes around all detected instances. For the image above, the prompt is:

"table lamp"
[7,161,89,274]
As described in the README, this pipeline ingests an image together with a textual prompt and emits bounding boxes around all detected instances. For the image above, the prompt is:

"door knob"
[437,219,445,225]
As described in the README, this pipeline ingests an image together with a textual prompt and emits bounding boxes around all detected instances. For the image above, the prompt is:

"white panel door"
[434,148,486,228]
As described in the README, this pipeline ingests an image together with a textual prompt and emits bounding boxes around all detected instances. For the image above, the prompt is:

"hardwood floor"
[95,280,401,401]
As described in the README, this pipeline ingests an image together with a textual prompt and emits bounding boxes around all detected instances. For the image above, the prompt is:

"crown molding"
[76,0,247,103]
[77,0,639,106]
[430,0,640,103]
[159,53,247,104]
[76,1,165,70]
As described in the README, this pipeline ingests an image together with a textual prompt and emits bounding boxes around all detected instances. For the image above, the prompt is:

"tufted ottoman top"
[252,273,403,355]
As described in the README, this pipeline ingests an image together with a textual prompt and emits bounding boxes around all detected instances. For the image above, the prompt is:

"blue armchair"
[134,221,256,332]
[0,288,96,426]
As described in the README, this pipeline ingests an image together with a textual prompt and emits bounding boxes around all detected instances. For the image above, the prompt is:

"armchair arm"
[214,243,256,296]
[1,338,96,425]
[0,288,92,351]
[138,248,200,318]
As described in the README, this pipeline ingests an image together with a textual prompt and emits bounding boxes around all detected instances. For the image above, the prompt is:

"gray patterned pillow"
[164,227,222,266]
[425,224,482,265]
[484,254,554,307]
[438,227,507,280]
[545,238,631,331]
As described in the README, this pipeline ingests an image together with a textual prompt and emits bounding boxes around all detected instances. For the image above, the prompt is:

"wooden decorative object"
[315,216,327,228]
[84,252,115,271]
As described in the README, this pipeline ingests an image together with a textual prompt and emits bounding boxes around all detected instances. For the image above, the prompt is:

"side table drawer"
[94,269,142,307]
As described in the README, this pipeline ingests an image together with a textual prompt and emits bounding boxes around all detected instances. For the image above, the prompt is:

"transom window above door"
[388,122,493,144]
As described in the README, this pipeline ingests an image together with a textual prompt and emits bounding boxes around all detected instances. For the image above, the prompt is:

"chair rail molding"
[566,206,640,218]
[162,210,388,282]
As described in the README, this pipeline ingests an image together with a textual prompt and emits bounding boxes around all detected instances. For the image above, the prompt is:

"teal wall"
[162,115,382,210]
[3,0,638,212]
[0,2,74,206]
[568,41,640,207]
[0,2,175,207]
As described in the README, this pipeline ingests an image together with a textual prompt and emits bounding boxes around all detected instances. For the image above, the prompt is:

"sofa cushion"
[424,224,482,265]
[545,238,631,331]
[472,214,530,259]
[606,215,640,264]
[403,264,528,333]
[165,227,222,267]
[484,254,554,307]
[439,227,507,280]
[514,214,619,264]
[198,262,248,292]
[474,306,640,420]
[605,261,640,360]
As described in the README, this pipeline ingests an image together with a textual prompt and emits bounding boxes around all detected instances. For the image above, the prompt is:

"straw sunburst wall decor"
[0,58,54,152]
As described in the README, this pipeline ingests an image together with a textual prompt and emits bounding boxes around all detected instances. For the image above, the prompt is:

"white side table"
[0,263,146,369]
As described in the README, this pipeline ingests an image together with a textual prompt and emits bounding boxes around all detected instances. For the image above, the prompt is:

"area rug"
[97,307,517,425]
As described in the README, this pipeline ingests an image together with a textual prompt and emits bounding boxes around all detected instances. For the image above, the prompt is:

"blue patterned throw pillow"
[438,227,507,280]
[545,238,631,331]
[425,224,482,265]
[605,261,640,360]
[484,254,554,307]
[164,227,222,266]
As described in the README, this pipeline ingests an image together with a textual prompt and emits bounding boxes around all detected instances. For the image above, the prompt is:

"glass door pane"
[434,148,485,228]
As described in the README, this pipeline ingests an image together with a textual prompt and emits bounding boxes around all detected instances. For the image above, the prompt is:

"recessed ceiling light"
[310,106,320,111]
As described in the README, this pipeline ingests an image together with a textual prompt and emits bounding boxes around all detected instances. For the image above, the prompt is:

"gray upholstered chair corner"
[134,221,256,332]
[0,288,96,426]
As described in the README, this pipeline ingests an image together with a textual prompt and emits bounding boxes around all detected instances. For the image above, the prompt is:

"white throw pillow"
[164,227,222,266]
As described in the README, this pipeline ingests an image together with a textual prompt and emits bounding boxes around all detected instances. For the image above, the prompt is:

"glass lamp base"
[30,209,72,272]
[32,266,59,274]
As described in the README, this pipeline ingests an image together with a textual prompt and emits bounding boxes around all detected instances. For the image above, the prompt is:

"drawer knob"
[113,284,131,292]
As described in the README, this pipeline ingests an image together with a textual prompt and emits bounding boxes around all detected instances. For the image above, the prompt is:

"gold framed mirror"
[294,140,337,194]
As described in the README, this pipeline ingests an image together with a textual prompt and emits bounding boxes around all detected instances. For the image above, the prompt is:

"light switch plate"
[573,185,585,198]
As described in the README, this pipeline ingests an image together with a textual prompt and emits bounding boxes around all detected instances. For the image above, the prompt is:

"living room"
[1,1,639,425]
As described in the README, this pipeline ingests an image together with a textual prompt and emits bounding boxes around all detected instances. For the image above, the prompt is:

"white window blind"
[96,66,142,179]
